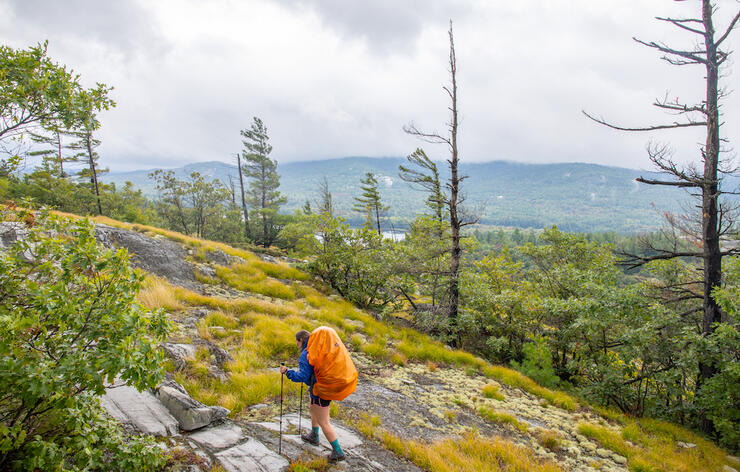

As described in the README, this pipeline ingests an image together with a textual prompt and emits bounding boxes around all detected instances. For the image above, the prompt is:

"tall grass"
[137,276,185,311]
[253,260,310,281]
[577,421,728,472]
[215,264,296,300]
[346,412,561,472]
[482,365,578,411]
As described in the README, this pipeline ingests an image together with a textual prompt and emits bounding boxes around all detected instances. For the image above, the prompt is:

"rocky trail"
[100,375,422,472]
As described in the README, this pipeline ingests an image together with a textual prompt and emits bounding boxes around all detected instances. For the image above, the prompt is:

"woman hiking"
[280,327,357,463]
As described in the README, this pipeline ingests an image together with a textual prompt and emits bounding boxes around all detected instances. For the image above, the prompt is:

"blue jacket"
[286,343,315,392]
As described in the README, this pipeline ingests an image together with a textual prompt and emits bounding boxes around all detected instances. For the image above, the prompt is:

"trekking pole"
[298,383,303,434]
[279,362,285,455]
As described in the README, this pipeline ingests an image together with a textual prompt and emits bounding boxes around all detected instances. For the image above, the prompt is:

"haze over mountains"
[103,157,718,233]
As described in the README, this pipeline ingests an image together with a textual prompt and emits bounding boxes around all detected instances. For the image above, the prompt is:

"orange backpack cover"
[307,326,358,401]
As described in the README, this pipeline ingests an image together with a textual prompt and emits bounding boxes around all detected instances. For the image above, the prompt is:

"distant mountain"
[103,157,718,233]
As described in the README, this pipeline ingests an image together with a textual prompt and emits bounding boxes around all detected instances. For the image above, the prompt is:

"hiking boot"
[301,430,320,446]
[328,449,346,463]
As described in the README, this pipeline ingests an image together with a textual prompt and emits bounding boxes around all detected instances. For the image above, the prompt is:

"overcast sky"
[2,0,739,171]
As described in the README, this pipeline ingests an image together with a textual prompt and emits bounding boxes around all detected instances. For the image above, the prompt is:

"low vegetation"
[346,412,562,472]
[577,418,730,472]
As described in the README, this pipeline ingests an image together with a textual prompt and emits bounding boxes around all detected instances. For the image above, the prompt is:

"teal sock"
[330,439,344,455]
[312,426,320,437]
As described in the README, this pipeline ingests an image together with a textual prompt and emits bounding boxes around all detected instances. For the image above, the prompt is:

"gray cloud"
[280,0,471,53]
[5,0,165,54]
[0,0,737,173]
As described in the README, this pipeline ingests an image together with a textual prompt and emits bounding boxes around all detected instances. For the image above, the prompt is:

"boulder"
[203,249,231,266]
[189,423,244,450]
[156,385,229,431]
[94,224,194,283]
[198,340,234,367]
[102,384,179,436]
[0,222,26,249]
[258,253,278,263]
[195,264,217,279]
[161,343,197,370]
[215,438,289,472]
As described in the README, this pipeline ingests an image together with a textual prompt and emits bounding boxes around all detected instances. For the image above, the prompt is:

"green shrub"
[511,337,560,389]
[0,208,170,470]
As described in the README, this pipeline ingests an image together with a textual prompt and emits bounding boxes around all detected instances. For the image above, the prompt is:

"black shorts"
[310,395,331,407]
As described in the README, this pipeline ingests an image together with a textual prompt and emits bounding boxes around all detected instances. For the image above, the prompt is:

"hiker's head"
[295,329,310,349]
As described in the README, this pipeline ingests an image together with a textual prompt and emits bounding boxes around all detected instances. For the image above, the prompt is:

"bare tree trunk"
[236,153,251,240]
[375,203,381,236]
[697,0,722,432]
[261,166,268,247]
[447,24,461,344]
[86,133,102,216]
[56,131,64,178]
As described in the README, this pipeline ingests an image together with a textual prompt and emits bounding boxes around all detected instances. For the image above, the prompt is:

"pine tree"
[240,117,286,247]
[67,119,107,216]
[28,126,76,178]
[399,148,445,231]
[316,176,333,216]
[353,172,389,236]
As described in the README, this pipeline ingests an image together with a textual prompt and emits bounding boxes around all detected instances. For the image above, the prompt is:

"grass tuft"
[477,407,528,432]
[137,276,185,311]
[535,429,562,451]
[481,383,505,401]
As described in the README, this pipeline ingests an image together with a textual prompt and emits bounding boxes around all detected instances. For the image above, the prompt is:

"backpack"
[307,326,358,401]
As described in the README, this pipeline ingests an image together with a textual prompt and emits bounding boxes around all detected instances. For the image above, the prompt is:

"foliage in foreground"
[0,207,169,470]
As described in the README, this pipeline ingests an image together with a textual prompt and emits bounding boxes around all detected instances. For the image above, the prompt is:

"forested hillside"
[103,158,709,233]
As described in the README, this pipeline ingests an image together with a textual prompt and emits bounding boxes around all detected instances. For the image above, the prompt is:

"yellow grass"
[477,407,528,432]
[535,429,562,451]
[288,455,329,472]
[577,420,728,472]
[482,383,505,401]
[215,264,296,300]
[343,412,561,472]
[391,351,408,366]
[253,260,310,281]
[482,365,578,411]
[137,276,185,311]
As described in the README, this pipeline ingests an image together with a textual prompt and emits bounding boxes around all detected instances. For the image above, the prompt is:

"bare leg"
[309,403,319,428]
[314,403,337,443]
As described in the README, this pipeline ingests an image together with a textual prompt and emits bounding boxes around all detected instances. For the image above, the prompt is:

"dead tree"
[405,21,476,344]
[584,0,740,433]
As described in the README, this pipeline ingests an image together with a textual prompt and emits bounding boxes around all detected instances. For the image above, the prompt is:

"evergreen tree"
[67,119,107,216]
[27,126,76,178]
[399,148,445,230]
[240,117,286,247]
[316,176,333,216]
[353,172,389,236]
